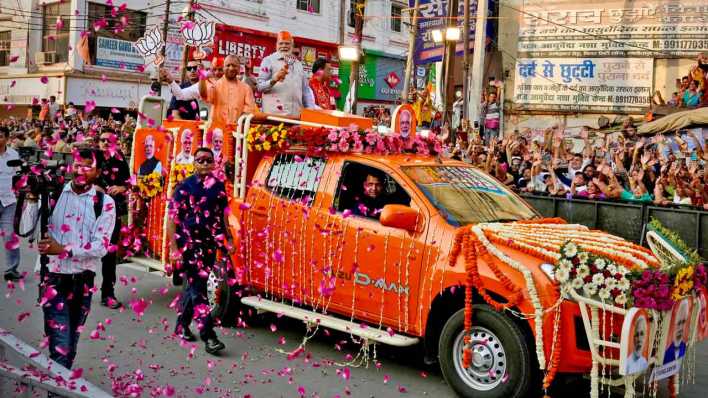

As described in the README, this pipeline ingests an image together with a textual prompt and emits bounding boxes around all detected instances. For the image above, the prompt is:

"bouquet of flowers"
[246,123,288,152]
[137,172,162,199]
[556,241,632,306]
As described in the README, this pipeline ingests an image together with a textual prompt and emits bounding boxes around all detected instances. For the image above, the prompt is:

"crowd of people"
[442,123,707,210]
[653,54,708,109]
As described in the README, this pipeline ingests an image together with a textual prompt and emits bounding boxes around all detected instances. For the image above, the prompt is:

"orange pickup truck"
[215,150,604,398]
[132,117,677,398]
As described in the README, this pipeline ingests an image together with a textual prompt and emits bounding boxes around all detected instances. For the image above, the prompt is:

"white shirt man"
[257,31,317,116]
[0,128,21,280]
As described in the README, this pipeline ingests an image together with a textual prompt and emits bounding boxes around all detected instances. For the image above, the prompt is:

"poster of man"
[134,132,167,176]
[663,297,692,365]
[206,128,225,164]
[392,104,417,140]
[175,129,195,165]
[619,308,652,375]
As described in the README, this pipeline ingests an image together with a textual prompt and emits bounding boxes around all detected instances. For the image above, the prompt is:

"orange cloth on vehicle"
[205,77,256,127]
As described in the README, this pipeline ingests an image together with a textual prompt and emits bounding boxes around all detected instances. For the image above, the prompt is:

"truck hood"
[472,220,659,271]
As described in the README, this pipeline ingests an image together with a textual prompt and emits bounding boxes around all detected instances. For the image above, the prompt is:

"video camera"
[9,147,71,198]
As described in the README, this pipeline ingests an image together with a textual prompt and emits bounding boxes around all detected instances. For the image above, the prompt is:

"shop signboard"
[0,76,64,105]
[96,36,145,71]
[512,57,653,113]
[65,77,170,109]
[337,51,406,104]
[409,0,495,64]
[517,0,708,57]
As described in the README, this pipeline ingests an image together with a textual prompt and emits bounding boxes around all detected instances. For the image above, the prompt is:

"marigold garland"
[449,226,524,368]
[136,172,162,199]
[246,123,288,152]
[170,163,194,186]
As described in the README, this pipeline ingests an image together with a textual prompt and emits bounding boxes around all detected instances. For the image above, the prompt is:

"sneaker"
[176,327,197,342]
[100,297,122,309]
[204,338,225,355]
[3,270,21,281]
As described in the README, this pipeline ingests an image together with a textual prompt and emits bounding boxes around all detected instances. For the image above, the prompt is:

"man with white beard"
[257,31,318,117]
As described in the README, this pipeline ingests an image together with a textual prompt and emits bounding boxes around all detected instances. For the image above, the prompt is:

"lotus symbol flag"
[181,21,215,60]
[134,26,165,65]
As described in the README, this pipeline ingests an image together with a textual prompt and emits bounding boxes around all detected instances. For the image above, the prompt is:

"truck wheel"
[438,305,532,398]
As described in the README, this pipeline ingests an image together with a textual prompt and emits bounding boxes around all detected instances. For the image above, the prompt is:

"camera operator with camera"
[0,126,21,281]
[23,149,116,370]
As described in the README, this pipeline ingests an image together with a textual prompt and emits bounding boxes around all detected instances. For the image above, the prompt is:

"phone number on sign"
[656,40,708,50]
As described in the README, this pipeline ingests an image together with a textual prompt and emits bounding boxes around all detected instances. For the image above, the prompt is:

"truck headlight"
[540,263,555,281]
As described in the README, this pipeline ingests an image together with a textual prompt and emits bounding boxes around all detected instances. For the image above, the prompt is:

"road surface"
[1,246,707,397]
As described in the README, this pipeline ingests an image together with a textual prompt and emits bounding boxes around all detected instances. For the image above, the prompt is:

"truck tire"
[438,305,532,398]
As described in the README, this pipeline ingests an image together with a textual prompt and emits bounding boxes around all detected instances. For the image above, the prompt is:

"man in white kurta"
[256,31,317,117]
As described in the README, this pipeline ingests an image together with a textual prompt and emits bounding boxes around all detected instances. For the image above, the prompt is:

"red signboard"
[212,24,338,74]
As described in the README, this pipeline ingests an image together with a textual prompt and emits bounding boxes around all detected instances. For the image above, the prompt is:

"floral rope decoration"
[136,171,162,199]
[556,242,632,307]
[449,226,525,368]
[246,123,289,152]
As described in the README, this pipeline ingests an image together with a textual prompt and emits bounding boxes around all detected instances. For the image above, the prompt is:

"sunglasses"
[186,66,198,72]
[195,157,214,165]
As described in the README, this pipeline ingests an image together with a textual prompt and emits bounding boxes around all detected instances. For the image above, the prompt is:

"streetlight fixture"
[445,27,461,42]
[338,45,360,62]
[432,27,461,43]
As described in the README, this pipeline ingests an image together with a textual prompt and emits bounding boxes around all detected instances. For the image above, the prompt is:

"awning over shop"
[638,107,708,135]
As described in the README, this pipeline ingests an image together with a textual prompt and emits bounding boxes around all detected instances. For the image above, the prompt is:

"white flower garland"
[471,224,547,369]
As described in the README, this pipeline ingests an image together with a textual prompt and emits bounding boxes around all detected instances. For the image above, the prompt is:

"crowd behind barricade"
[440,123,707,211]
[653,54,708,109]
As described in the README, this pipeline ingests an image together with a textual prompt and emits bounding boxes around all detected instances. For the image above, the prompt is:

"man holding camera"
[96,129,130,309]
[0,127,21,281]
[35,149,116,369]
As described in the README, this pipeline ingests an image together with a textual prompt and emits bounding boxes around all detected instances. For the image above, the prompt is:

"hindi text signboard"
[517,0,708,57]
[513,57,653,113]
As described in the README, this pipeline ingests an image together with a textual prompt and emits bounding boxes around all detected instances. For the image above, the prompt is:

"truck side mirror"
[380,204,420,232]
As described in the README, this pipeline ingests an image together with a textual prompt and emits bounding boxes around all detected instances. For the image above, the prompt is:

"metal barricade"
[521,194,707,258]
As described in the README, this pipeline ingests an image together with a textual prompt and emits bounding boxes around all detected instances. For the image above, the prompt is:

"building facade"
[0,0,410,115]
[498,0,708,136]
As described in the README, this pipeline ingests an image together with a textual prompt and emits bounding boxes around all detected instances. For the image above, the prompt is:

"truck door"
[243,153,327,299]
[309,160,430,333]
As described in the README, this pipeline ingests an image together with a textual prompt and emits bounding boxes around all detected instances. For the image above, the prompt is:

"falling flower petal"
[40,76,49,84]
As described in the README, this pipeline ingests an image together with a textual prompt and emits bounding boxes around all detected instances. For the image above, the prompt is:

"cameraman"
[33,149,116,370]
[0,126,21,281]
[96,128,130,309]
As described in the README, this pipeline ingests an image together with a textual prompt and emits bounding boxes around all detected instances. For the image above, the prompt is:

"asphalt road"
[1,246,707,398]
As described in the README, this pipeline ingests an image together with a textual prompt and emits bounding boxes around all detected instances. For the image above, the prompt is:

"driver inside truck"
[344,167,410,220]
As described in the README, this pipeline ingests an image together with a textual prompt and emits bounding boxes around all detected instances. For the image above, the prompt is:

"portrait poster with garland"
[619,307,654,376]
[695,289,708,342]
[653,296,694,382]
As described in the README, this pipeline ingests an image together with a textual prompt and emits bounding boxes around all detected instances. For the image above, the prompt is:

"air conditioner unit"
[34,52,58,65]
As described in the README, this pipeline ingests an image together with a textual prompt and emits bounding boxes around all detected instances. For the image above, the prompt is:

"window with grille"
[42,2,71,62]
[266,154,326,206]
[0,31,10,66]
[297,0,320,13]
[391,4,402,32]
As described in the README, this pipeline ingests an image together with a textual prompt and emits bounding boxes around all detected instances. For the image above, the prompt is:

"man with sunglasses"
[164,60,202,120]
[96,129,130,309]
[167,147,233,354]
[162,57,224,103]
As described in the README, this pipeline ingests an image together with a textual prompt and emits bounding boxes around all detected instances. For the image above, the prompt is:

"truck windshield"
[402,165,538,226]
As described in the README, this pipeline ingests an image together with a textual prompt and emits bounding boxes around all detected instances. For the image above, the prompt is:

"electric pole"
[348,0,365,114]
[462,0,470,119]
[179,0,196,83]
[156,0,172,95]
[401,0,421,103]
[467,0,487,126]
[442,0,459,132]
